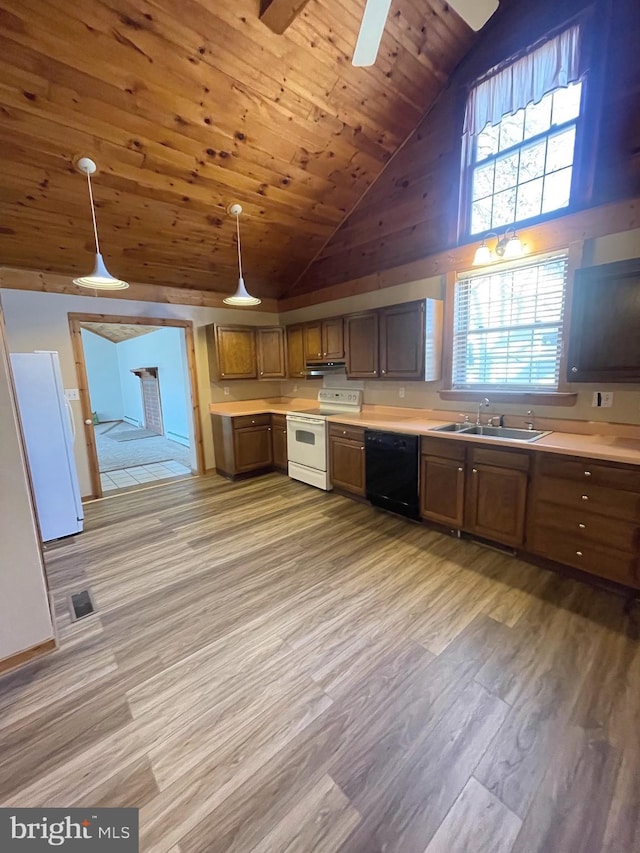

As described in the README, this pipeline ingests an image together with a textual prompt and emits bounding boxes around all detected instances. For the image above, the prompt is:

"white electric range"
[287,389,363,490]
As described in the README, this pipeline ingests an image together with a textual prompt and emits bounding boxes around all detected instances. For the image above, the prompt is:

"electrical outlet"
[64,388,80,401]
[399,386,405,399]
[592,391,614,408]
[223,386,230,396]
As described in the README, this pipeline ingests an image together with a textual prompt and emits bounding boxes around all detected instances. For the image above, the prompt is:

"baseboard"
[0,638,57,677]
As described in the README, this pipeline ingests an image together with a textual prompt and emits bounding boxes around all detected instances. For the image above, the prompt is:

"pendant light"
[223,203,261,306]
[73,157,129,290]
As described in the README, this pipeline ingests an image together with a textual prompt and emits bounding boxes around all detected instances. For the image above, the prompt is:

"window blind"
[453,255,568,390]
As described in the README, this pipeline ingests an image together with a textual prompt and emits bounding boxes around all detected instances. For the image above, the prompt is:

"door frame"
[68,312,205,499]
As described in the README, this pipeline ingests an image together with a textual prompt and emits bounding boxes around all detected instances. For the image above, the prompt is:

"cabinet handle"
[571,366,578,373]
[472,468,478,473]
[260,371,264,376]
[373,370,378,376]
[381,369,386,375]
[581,495,589,501]
[578,523,586,529]
[584,471,591,477]
[251,420,255,424]
[576,551,583,556]
[343,430,347,435]
[458,467,463,472]
[268,427,271,431]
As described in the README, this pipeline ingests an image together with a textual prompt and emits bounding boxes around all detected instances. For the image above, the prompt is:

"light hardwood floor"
[1,472,639,852]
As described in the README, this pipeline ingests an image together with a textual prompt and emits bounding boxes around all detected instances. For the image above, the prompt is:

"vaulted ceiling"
[0,0,478,300]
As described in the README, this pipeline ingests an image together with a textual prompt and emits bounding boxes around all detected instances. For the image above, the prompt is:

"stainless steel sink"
[431,422,473,432]
[431,424,551,442]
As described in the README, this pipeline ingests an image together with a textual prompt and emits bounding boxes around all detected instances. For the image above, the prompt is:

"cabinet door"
[322,318,344,360]
[420,455,465,528]
[330,436,365,496]
[466,464,528,547]
[345,312,379,378]
[257,327,286,379]
[233,426,273,473]
[379,301,425,380]
[286,325,306,379]
[567,259,640,382]
[214,326,257,380]
[272,416,288,471]
[304,323,323,362]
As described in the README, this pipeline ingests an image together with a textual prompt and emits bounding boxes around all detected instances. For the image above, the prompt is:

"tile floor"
[100,461,192,492]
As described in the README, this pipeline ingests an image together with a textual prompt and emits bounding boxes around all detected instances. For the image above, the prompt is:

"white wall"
[0,309,54,662]
[1,289,280,496]
[81,329,124,422]
[116,327,191,445]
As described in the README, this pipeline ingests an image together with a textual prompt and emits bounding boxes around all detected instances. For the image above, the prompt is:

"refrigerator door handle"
[64,396,76,442]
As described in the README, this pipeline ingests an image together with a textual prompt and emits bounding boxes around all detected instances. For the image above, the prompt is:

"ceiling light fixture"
[223,203,261,306]
[72,158,128,290]
[472,226,524,266]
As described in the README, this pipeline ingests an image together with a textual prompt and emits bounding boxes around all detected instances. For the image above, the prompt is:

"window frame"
[439,243,584,405]
[457,17,594,242]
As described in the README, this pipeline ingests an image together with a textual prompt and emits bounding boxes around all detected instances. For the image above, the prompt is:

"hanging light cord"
[235,212,243,280]
[85,170,101,255]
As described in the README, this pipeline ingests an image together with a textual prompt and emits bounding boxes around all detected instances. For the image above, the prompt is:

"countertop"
[209,398,640,467]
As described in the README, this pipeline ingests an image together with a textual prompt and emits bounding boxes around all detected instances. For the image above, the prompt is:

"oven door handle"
[287,416,325,427]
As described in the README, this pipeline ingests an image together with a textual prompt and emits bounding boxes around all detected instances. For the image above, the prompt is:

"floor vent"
[69,590,96,621]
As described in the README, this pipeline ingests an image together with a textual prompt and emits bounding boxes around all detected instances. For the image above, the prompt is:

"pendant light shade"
[223,203,261,306]
[73,157,129,291]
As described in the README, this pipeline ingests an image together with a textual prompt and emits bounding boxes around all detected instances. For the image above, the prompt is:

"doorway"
[69,313,204,498]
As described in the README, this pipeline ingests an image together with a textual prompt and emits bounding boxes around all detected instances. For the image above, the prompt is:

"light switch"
[64,388,80,401]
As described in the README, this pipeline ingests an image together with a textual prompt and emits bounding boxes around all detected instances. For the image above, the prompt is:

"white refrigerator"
[10,351,84,542]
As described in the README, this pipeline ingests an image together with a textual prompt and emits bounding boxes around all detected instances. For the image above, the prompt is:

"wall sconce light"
[472,227,524,266]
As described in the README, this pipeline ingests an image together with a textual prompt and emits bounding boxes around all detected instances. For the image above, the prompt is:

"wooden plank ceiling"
[0,0,476,300]
[81,321,160,342]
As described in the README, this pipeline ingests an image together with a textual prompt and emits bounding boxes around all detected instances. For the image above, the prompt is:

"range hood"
[304,360,346,377]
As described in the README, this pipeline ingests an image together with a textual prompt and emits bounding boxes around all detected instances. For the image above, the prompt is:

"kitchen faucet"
[476,397,490,425]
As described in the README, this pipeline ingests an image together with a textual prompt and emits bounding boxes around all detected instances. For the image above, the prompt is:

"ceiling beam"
[259,0,313,34]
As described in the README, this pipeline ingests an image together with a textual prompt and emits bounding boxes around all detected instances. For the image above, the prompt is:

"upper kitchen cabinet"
[257,327,286,379]
[286,324,306,379]
[567,258,640,383]
[345,312,379,379]
[207,325,257,381]
[304,318,344,363]
[379,300,443,381]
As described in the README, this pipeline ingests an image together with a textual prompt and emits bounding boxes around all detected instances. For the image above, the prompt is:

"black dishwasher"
[365,430,420,519]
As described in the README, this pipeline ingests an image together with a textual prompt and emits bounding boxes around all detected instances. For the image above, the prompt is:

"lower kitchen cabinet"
[271,414,288,472]
[465,450,529,547]
[420,438,465,528]
[527,453,640,588]
[212,413,273,478]
[420,439,529,547]
[329,424,365,496]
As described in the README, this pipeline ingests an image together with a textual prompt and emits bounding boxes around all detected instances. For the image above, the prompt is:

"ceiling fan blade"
[352,0,393,67]
[447,0,499,31]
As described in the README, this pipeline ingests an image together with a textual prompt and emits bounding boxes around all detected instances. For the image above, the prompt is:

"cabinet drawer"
[469,446,530,472]
[530,500,640,554]
[537,455,640,492]
[529,525,639,588]
[329,423,365,443]
[536,476,640,522]
[420,436,466,462]
[232,413,271,430]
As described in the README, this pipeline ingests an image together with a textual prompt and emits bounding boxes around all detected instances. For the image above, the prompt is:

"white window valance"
[463,24,583,137]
